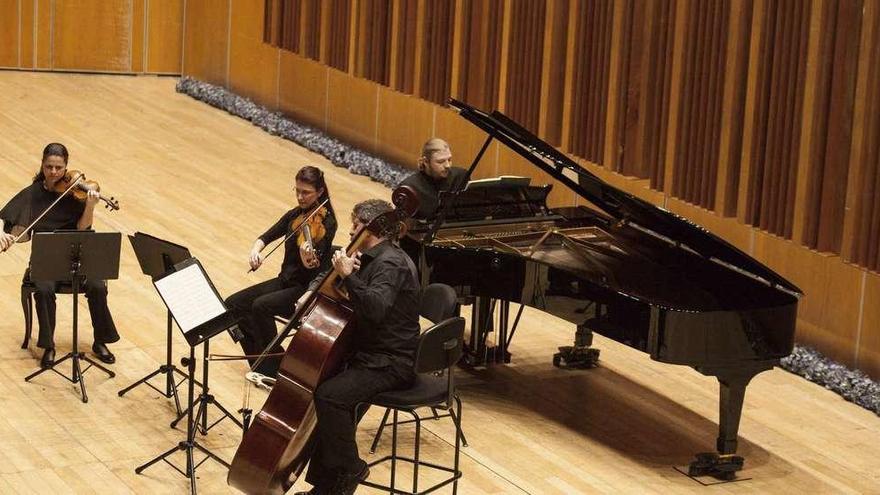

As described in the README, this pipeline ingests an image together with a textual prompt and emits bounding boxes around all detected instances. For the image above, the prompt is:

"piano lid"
[448,99,803,297]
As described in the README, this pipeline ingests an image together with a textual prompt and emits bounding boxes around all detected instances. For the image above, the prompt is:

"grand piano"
[408,99,802,479]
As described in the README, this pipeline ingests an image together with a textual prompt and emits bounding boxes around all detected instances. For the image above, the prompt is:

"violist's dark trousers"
[225,277,305,376]
[33,278,120,349]
[305,361,415,489]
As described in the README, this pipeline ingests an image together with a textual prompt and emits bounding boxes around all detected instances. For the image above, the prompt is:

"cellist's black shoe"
[330,461,369,495]
[92,343,115,364]
[293,487,329,495]
[40,348,55,368]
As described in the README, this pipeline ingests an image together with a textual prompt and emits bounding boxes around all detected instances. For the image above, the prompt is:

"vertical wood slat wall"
[0,0,183,74]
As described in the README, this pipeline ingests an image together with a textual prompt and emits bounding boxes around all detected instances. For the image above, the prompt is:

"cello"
[227,186,419,494]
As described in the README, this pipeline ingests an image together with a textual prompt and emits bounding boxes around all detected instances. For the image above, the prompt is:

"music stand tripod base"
[169,339,243,434]
[136,345,229,495]
[24,231,121,403]
[25,351,115,404]
[118,233,197,415]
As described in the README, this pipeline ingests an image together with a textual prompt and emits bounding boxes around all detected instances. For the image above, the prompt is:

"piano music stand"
[118,232,194,415]
[24,231,121,403]
[135,257,238,494]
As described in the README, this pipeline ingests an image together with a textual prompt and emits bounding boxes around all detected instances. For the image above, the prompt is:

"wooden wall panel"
[279,51,328,131]
[858,272,880,378]
[457,0,501,109]
[669,0,729,210]
[354,0,392,86]
[741,0,810,238]
[503,0,545,134]
[800,0,863,253]
[20,0,34,68]
[53,0,132,71]
[35,0,50,68]
[146,0,183,73]
[567,0,614,165]
[0,0,182,72]
[132,0,145,72]
[753,231,863,366]
[326,69,378,153]
[229,0,279,108]
[537,0,570,146]
[618,0,676,186]
[419,0,456,104]
[842,0,880,272]
[183,0,229,85]
[0,0,19,67]
[377,87,434,168]
[390,0,418,94]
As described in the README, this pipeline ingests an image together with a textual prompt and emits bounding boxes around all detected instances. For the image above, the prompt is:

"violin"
[227,186,419,494]
[52,169,120,210]
[1,169,120,253]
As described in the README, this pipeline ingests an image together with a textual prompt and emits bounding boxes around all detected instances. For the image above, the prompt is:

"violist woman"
[0,142,120,369]
[225,165,337,377]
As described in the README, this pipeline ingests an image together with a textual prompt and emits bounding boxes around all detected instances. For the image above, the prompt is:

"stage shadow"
[454,354,778,475]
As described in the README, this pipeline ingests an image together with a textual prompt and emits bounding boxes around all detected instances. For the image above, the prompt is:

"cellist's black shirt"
[309,240,421,370]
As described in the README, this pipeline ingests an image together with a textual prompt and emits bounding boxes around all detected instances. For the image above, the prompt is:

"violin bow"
[2,172,85,252]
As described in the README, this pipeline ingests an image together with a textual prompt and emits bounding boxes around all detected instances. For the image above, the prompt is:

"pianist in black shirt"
[399,137,467,221]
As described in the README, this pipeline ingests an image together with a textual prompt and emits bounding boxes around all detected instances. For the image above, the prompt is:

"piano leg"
[688,364,773,480]
[716,371,753,455]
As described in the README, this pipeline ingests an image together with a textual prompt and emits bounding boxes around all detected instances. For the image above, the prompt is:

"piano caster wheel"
[687,452,744,481]
[553,345,599,369]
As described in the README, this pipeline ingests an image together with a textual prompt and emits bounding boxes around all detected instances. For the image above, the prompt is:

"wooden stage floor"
[0,71,877,494]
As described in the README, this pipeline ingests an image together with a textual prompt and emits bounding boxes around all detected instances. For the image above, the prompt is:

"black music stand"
[135,257,238,494]
[118,232,194,415]
[24,231,121,403]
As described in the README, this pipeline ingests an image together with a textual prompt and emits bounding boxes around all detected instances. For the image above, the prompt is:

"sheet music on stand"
[153,258,236,346]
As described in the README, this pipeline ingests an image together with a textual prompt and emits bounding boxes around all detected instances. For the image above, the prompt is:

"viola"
[248,198,330,273]
[294,203,328,252]
[52,169,120,210]
[227,186,419,495]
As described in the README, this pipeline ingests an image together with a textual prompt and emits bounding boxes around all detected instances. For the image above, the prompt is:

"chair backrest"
[419,283,458,324]
[413,316,465,374]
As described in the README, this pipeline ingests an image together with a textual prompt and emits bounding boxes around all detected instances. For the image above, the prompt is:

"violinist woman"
[0,143,120,369]
[225,165,337,377]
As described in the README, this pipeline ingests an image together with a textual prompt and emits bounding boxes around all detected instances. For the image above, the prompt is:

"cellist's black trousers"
[225,277,305,376]
[305,361,415,488]
[33,278,120,349]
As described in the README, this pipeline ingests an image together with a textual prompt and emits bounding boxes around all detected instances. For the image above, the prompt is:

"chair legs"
[370,402,469,454]
[362,404,463,495]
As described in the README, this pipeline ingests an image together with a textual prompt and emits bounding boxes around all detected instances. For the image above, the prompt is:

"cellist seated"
[292,198,421,495]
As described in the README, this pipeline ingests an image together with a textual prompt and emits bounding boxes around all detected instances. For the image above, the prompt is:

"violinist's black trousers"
[33,278,120,349]
[225,277,305,375]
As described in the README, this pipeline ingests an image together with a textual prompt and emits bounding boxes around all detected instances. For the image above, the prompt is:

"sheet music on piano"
[465,175,531,190]
[154,258,227,333]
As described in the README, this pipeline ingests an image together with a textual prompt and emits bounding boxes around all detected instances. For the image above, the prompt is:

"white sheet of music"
[154,263,226,332]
